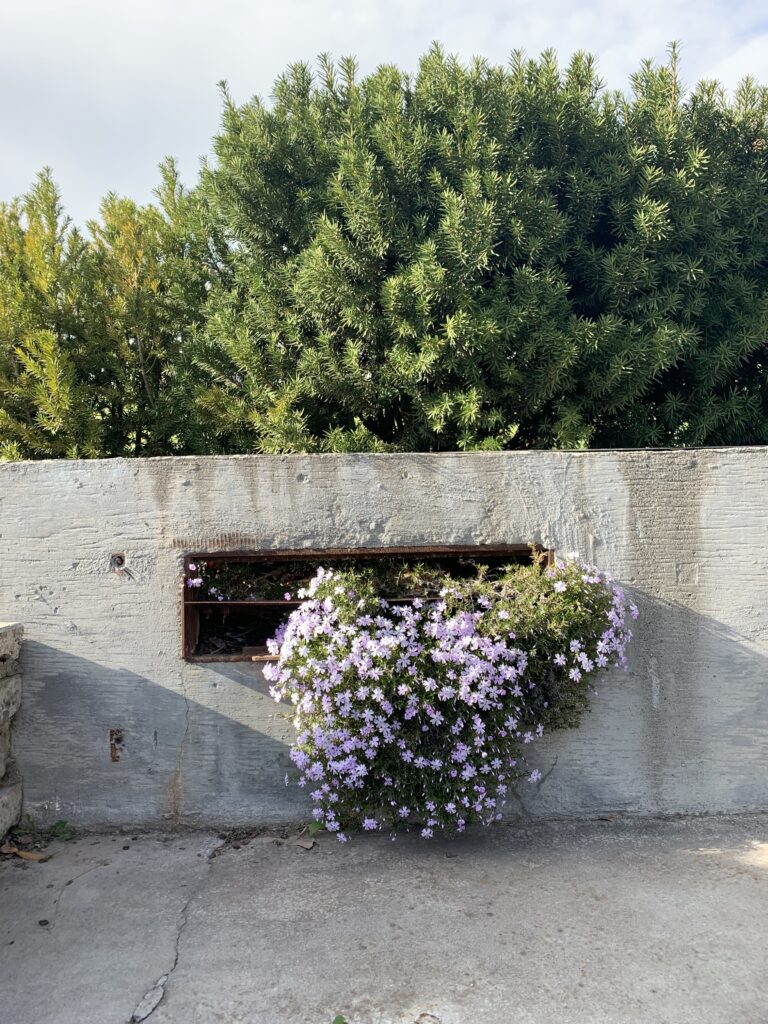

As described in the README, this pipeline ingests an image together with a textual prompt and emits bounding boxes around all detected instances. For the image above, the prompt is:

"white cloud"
[704,32,768,84]
[0,0,765,223]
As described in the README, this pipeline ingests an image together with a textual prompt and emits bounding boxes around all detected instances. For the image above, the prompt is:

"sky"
[2,0,767,226]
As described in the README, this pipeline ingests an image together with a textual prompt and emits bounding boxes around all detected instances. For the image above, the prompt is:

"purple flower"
[267,559,634,843]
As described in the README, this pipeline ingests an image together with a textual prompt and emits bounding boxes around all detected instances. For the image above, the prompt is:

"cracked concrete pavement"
[2,815,768,1024]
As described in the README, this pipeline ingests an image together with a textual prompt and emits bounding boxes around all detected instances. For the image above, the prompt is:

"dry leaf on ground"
[0,842,52,862]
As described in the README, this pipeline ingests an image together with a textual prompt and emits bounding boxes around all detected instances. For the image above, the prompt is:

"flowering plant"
[265,556,637,841]
[184,559,292,600]
[184,557,465,601]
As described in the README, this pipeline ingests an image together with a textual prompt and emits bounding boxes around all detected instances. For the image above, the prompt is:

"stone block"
[0,673,21,728]
[0,622,22,678]
[0,764,21,836]
[0,722,10,779]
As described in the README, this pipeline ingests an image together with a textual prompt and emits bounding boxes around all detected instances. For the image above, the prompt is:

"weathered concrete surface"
[1,832,216,1024]
[0,450,767,827]
[2,815,767,1024]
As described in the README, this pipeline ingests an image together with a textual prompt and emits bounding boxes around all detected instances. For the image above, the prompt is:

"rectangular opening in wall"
[182,545,554,663]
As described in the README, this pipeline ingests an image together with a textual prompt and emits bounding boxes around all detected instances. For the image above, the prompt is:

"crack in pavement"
[128,844,217,1023]
[47,860,111,931]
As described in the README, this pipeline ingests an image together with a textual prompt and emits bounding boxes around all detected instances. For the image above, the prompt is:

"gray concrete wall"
[0,450,766,828]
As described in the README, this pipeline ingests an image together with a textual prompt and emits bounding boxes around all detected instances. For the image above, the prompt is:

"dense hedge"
[2,45,768,458]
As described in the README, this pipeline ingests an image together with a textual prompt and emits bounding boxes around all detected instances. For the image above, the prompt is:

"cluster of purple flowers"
[265,558,637,841]
[185,561,229,601]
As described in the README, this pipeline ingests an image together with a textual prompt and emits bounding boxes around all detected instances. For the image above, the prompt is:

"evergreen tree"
[0,170,98,458]
[0,164,207,457]
[85,159,209,454]
[2,46,768,458]
[183,45,768,452]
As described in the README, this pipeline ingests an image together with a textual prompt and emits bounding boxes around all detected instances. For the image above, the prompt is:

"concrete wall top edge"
[0,445,766,473]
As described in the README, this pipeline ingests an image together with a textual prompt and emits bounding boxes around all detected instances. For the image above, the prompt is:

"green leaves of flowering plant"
[265,557,637,840]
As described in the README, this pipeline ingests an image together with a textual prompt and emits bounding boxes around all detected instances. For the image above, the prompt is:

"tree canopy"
[2,44,768,459]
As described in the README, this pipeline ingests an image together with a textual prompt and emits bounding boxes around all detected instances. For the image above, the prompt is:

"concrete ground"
[1,815,767,1024]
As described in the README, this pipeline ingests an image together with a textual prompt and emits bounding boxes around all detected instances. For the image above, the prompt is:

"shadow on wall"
[12,589,768,828]
[521,590,768,818]
[15,642,308,829]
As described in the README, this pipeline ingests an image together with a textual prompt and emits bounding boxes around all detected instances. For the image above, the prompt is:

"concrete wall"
[0,622,23,834]
[0,450,766,828]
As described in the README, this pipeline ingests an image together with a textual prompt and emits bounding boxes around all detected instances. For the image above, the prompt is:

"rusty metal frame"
[181,544,555,664]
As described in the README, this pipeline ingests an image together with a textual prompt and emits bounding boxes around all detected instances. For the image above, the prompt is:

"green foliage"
[47,819,77,841]
[3,44,768,457]
[187,44,768,451]
[0,163,208,458]
[187,555,484,600]
[11,815,76,843]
